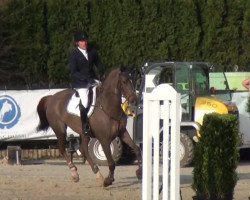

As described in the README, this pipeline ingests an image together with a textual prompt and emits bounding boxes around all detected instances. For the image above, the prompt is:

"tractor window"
[156,67,173,86]
[147,66,162,87]
[147,65,174,87]
[209,72,232,101]
[175,65,189,93]
[192,67,210,96]
[144,64,175,95]
[175,65,191,121]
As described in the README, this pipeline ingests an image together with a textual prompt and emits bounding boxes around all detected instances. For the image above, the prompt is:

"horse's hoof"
[136,168,142,180]
[103,177,114,187]
[72,175,80,182]
[96,171,104,181]
[96,171,104,187]
[70,168,79,182]
[93,164,99,174]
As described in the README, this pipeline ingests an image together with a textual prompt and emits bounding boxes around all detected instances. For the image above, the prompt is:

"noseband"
[124,91,136,104]
[118,75,136,105]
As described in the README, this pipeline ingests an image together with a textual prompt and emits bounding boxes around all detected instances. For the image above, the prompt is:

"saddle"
[67,86,97,117]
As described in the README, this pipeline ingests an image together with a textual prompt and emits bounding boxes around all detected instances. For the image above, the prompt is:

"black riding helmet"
[74,31,88,42]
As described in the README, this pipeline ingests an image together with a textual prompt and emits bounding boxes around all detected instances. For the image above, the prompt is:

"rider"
[69,31,104,88]
[69,31,105,135]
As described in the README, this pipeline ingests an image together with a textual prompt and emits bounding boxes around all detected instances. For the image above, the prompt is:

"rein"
[96,88,125,121]
[95,86,125,137]
[98,103,124,121]
[94,69,135,123]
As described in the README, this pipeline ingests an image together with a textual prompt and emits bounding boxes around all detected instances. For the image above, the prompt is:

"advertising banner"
[0,89,74,141]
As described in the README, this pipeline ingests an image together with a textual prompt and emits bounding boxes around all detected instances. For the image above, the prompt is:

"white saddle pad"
[67,87,97,117]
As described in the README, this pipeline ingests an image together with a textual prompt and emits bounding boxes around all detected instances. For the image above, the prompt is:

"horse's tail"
[36,95,52,131]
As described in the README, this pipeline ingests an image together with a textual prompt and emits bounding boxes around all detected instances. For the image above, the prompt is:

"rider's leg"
[79,100,90,135]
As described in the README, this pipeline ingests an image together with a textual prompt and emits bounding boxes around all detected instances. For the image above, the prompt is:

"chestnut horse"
[36,67,142,187]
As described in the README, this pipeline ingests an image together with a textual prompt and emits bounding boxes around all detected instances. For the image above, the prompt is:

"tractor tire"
[180,133,194,167]
[88,137,123,166]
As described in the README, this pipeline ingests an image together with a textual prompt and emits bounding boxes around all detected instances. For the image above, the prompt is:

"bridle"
[118,73,137,105]
[96,72,135,121]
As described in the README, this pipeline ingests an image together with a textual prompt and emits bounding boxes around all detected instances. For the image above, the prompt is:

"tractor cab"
[133,61,234,144]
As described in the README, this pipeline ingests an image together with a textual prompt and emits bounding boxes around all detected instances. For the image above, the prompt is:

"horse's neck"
[98,84,121,106]
[97,69,125,117]
[97,86,123,118]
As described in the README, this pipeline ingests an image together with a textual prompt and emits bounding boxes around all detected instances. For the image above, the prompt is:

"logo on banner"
[0,95,21,129]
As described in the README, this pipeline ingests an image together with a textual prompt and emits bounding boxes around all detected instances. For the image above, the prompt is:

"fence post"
[142,84,180,200]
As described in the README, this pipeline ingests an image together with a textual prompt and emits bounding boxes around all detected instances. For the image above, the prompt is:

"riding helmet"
[74,31,88,42]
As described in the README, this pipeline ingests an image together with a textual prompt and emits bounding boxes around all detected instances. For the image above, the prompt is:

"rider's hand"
[88,79,96,84]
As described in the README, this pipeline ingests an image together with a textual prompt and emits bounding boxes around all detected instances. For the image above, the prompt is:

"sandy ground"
[0,160,250,200]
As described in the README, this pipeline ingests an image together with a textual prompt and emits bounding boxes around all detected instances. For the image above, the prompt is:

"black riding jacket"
[69,47,104,88]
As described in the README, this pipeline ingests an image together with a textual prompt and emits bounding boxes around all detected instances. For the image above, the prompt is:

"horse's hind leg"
[120,129,142,180]
[52,122,79,182]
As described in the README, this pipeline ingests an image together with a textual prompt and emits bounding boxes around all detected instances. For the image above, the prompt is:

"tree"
[242,0,250,70]
[115,0,143,66]
[176,0,202,61]
[89,0,122,68]
[1,0,250,87]
[0,0,49,88]
[46,0,90,86]
[201,0,227,70]
[218,0,246,71]
[18,0,48,85]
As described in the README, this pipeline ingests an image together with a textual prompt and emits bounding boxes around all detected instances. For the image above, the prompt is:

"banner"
[0,89,77,141]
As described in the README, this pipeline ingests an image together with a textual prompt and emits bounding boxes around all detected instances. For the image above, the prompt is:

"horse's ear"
[120,65,131,74]
[119,64,127,72]
[100,73,106,82]
[97,85,103,93]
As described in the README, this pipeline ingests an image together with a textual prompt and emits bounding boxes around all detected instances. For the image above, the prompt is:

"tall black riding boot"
[79,100,90,136]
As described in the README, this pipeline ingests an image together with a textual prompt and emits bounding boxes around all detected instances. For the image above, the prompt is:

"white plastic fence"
[142,84,181,200]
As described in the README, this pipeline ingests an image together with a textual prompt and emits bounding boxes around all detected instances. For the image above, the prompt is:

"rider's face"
[78,40,88,50]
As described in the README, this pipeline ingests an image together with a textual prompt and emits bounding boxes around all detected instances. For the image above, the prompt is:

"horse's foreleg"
[79,134,99,174]
[79,134,104,186]
[100,140,116,187]
[120,130,142,180]
[76,135,87,164]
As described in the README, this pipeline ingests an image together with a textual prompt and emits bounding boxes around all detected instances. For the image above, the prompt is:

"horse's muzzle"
[128,105,137,117]
[127,98,137,117]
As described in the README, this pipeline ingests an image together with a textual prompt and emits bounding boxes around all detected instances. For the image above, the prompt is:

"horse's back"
[54,88,74,98]
[51,89,74,102]
[46,89,75,116]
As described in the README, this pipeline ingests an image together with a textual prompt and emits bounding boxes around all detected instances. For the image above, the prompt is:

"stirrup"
[83,124,91,135]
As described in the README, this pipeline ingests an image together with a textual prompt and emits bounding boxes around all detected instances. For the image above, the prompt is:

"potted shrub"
[192,113,239,200]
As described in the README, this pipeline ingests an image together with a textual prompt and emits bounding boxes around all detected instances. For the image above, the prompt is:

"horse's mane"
[103,65,130,81]
[101,68,120,91]
[99,66,130,93]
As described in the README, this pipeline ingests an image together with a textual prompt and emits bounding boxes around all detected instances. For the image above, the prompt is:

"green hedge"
[192,113,239,200]
[0,0,250,86]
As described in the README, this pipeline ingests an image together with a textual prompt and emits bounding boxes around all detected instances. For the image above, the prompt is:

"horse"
[0,100,12,122]
[36,67,142,187]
